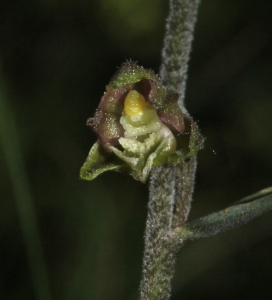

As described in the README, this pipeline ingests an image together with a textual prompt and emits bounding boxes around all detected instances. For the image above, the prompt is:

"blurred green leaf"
[0,62,52,300]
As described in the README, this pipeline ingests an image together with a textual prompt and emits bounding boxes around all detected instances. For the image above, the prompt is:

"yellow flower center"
[124,90,147,117]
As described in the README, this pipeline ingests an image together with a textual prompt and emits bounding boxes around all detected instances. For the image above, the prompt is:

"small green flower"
[80,62,203,183]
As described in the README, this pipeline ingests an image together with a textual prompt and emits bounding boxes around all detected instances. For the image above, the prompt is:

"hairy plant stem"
[139,0,201,299]
[140,161,197,300]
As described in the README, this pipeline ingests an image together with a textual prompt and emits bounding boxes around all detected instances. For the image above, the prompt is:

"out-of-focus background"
[0,0,272,299]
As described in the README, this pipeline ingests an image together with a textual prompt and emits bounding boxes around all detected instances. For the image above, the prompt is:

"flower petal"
[88,88,127,151]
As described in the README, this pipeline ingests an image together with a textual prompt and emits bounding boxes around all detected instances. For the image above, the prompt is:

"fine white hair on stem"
[160,0,201,106]
[139,0,201,299]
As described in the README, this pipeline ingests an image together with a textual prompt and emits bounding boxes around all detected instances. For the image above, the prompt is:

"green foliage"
[175,187,272,240]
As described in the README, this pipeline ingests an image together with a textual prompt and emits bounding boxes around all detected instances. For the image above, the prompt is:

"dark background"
[1,0,272,299]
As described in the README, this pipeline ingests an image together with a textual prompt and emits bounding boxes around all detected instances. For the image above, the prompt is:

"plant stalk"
[139,0,201,299]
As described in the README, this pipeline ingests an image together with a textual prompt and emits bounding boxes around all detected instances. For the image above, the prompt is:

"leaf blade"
[173,188,272,240]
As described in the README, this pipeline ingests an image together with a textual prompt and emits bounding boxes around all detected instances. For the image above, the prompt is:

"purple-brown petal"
[147,79,167,109]
[89,88,128,151]
[146,80,185,134]
[156,93,185,134]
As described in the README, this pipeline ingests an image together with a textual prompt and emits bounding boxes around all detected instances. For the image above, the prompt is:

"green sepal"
[168,118,204,165]
[107,61,158,90]
[80,142,125,181]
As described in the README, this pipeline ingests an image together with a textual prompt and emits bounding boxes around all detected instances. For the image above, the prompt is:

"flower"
[80,61,203,183]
